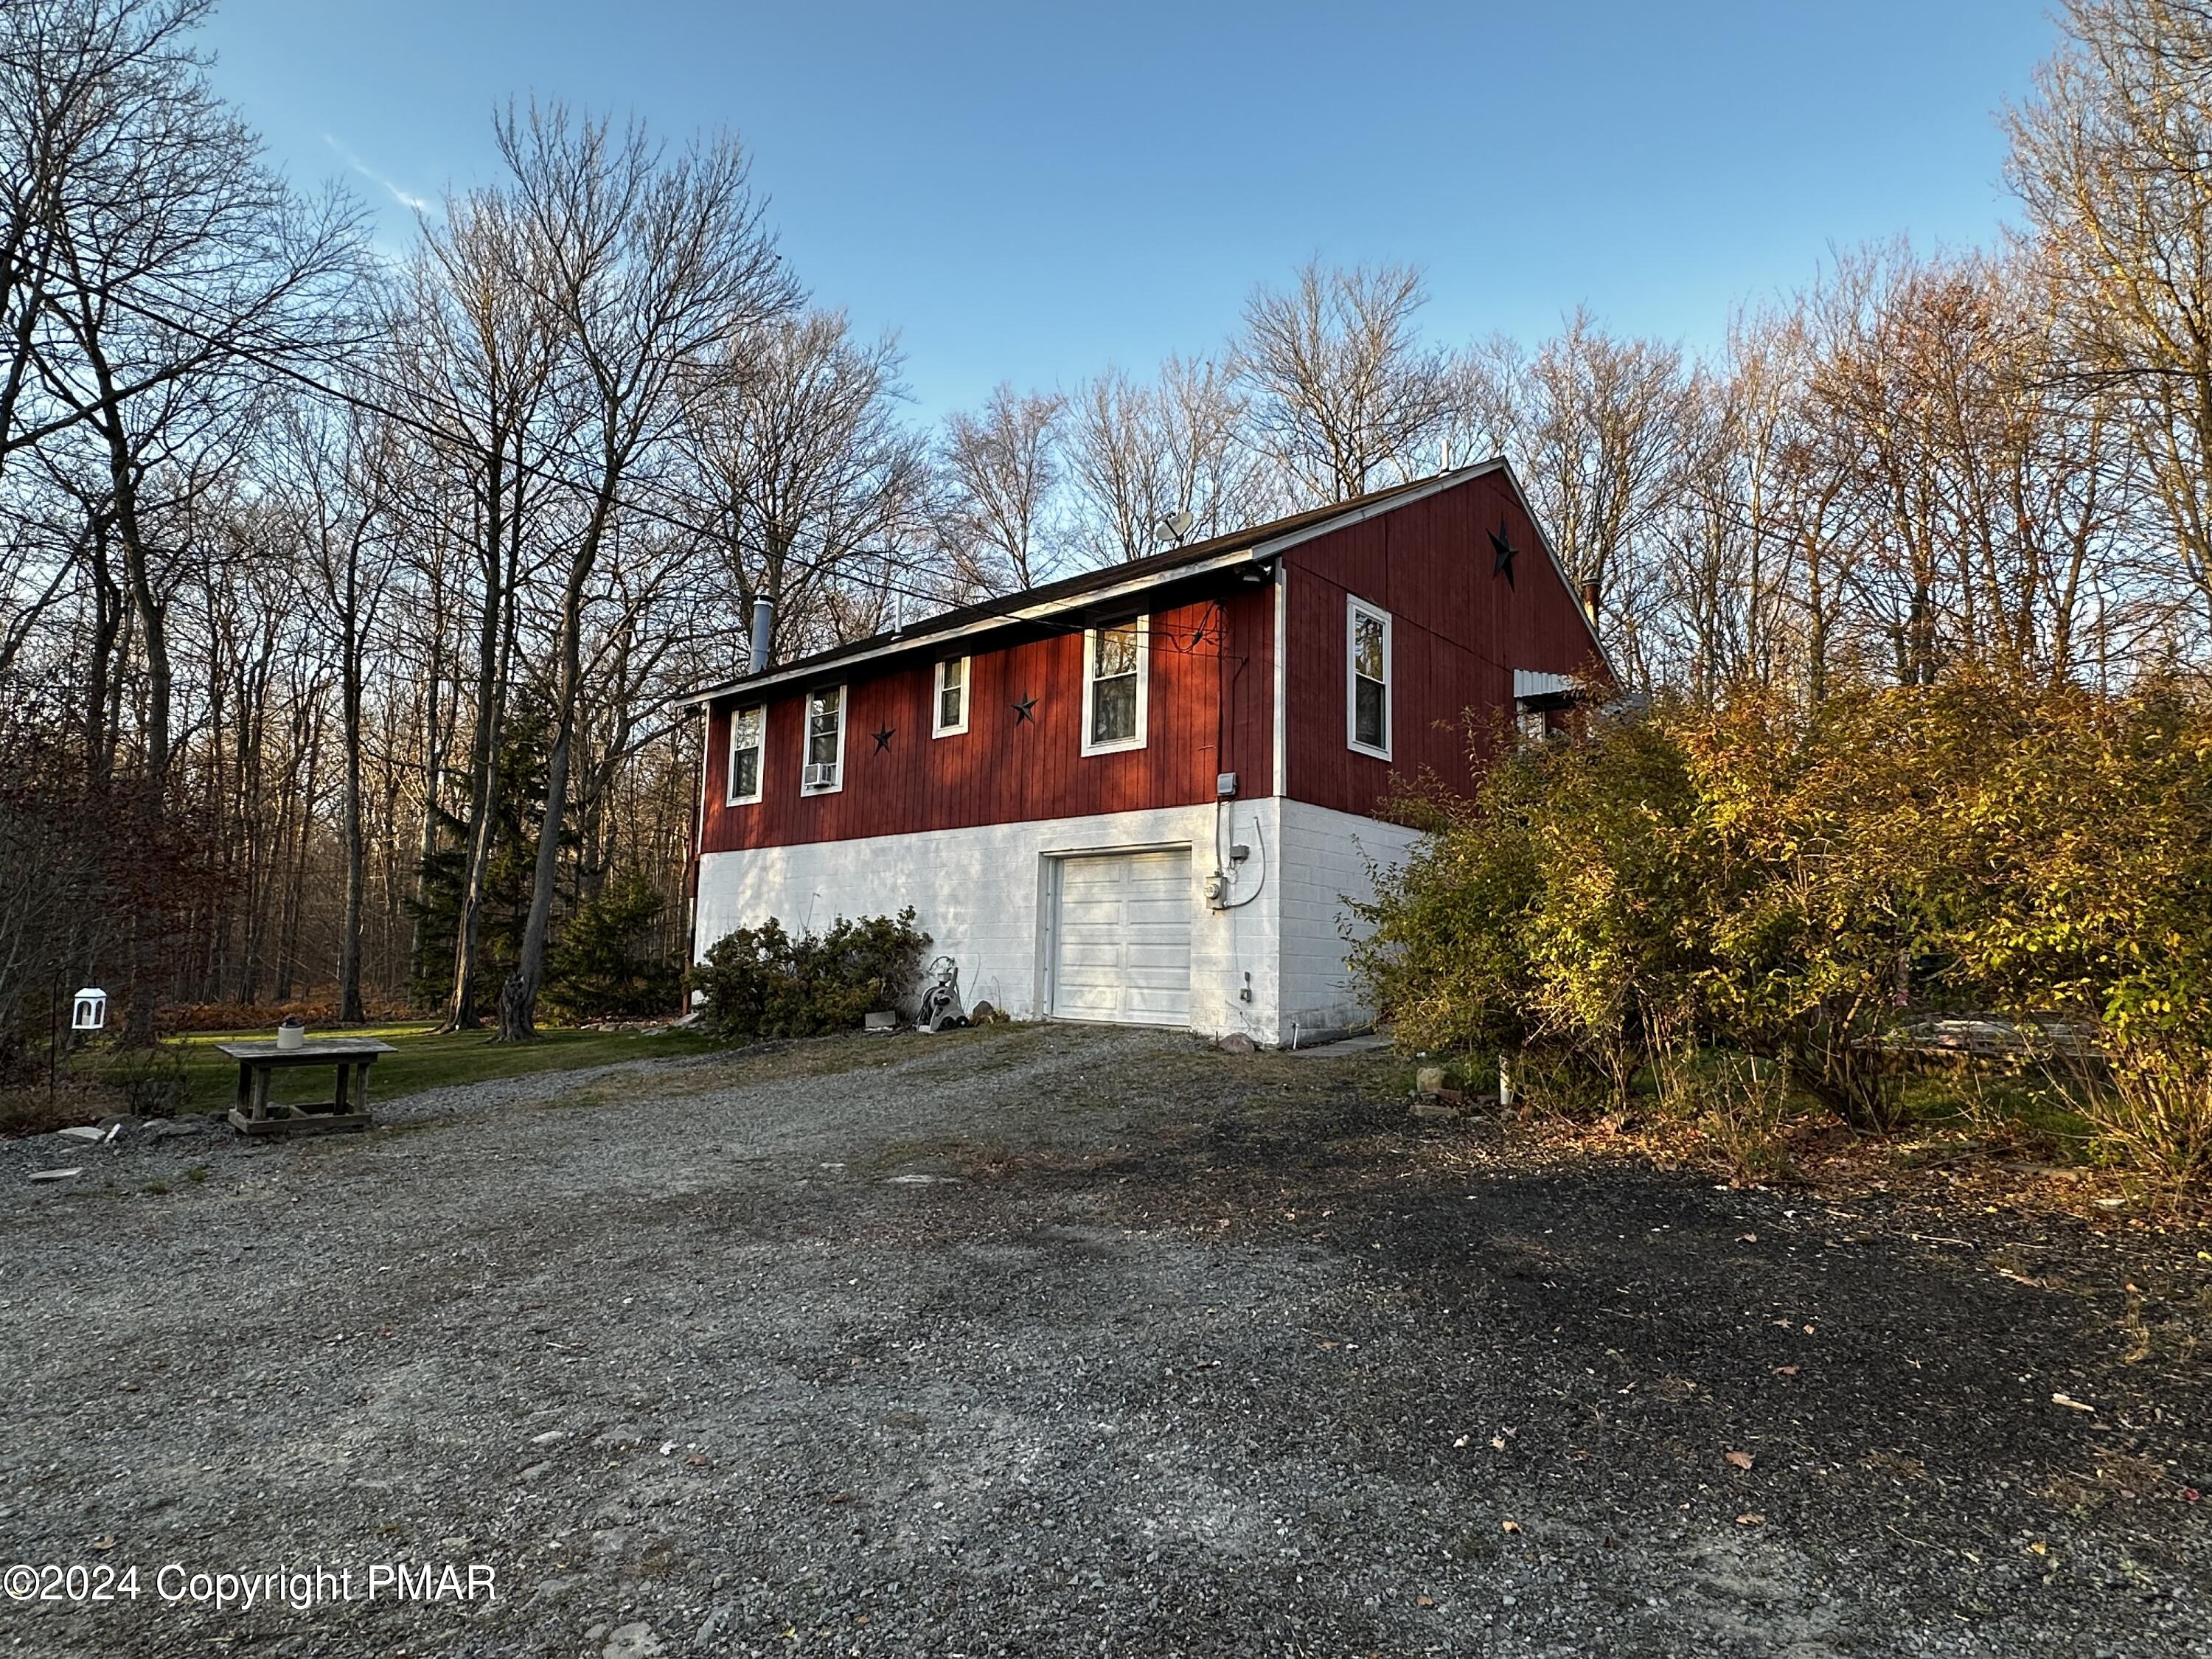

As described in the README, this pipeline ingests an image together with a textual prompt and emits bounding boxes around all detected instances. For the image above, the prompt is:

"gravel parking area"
[2,1023,2207,1658]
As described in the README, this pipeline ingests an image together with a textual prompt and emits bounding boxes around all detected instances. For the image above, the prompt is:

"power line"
[23,271,1256,673]
[28,276,1562,695]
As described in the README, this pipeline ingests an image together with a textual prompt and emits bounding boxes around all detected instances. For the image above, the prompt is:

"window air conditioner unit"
[804,762,839,789]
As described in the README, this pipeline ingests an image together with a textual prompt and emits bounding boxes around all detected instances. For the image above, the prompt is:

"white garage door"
[1050,849,1193,1027]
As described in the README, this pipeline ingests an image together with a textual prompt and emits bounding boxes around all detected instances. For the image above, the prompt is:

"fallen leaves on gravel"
[1736,1512,1765,1526]
[2052,1391,2096,1412]
[1500,1519,1522,1534]
[1773,1365,1801,1377]
[1726,1450,1756,1471]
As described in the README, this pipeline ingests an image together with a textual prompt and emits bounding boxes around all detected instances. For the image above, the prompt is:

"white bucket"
[276,1024,305,1051]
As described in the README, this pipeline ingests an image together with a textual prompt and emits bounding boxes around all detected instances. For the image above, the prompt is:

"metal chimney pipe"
[748,598,774,673]
[1579,578,1601,622]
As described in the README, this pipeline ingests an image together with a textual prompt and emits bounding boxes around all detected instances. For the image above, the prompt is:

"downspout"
[686,706,707,1008]
[1271,560,1288,799]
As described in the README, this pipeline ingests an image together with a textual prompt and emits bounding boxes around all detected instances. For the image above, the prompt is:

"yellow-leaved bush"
[1349,677,2212,1180]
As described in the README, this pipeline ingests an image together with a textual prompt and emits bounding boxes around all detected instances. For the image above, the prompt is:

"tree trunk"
[338,635,367,1023]
[407,650,444,996]
[446,443,516,1031]
[84,515,122,790]
[86,348,173,789]
[498,536,593,1043]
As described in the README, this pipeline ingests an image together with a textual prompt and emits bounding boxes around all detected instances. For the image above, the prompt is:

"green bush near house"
[691,909,932,1040]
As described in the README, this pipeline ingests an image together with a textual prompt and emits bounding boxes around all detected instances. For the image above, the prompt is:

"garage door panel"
[1051,849,1192,1028]
[1121,880,1187,902]
[1055,986,1122,1009]
[1125,948,1189,976]
[1060,863,1133,890]
[1053,898,1124,925]
[1122,988,1186,1013]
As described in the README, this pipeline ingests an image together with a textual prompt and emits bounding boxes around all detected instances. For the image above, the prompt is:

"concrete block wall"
[693,801,1284,1042]
[692,796,1424,1047]
[1273,799,1425,1043]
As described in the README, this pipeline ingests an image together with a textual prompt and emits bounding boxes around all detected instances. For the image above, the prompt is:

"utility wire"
[23,274,1256,671]
[30,277,1565,688]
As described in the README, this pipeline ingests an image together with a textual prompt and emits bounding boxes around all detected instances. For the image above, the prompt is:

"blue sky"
[201,0,2059,423]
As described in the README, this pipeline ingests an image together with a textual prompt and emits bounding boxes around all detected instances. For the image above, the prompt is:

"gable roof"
[674,457,1601,708]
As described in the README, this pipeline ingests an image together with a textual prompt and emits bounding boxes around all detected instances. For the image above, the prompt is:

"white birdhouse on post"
[71,987,108,1032]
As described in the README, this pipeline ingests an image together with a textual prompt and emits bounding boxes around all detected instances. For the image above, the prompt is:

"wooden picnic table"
[218,1037,397,1136]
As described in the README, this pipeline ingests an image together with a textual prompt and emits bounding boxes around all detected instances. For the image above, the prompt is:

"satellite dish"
[1158,509,1196,544]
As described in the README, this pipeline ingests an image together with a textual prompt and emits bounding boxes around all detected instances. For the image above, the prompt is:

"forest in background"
[4,0,2211,1064]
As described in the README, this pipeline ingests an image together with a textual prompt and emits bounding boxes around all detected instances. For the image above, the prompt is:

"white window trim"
[932,655,970,738]
[799,684,846,796]
[1347,597,1392,761]
[1080,617,1150,757]
[725,703,765,806]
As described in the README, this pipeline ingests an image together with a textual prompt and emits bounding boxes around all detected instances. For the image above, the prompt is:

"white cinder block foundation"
[692,797,1425,1046]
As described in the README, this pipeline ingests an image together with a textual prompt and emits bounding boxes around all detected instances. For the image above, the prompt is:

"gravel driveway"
[2,1023,2206,1658]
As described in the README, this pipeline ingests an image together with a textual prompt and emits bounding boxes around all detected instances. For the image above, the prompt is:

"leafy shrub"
[543,876,684,1023]
[1663,1051,1795,1183]
[2080,1034,2212,1187]
[1352,674,2212,1180]
[691,909,931,1040]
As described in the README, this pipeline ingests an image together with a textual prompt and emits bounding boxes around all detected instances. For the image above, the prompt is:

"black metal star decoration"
[1012,692,1036,725]
[1489,518,1518,588]
[872,726,894,752]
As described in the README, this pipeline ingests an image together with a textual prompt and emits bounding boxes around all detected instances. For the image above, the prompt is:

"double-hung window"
[933,656,969,737]
[1348,598,1391,759]
[1082,618,1148,755]
[801,685,845,793]
[726,705,764,804]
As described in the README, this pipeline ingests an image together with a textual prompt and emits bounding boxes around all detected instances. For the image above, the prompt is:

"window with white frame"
[1082,618,1148,754]
[1348,598,1391,759]
[933,656,969,737]
[726,705,764,804]
[801,685,845,793]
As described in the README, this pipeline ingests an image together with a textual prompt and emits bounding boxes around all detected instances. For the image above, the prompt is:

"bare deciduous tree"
[1475,310,1694,685]
[495,102,798,1040]
[392,183,564,1031]
[936,383,1063,592]
[1234,260,1452,504]
[1065,356,1267,563]
[2009,0,2212,650]
[676,308,922,664]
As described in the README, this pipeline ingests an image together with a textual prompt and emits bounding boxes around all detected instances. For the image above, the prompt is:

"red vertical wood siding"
[699,585,1274,853]
[1283,471,1604,818]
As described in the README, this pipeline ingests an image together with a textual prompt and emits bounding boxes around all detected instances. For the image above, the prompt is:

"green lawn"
[162,1022,722,1114]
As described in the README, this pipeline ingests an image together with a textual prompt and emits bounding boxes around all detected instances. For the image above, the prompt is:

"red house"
[677,461,1604,1045]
